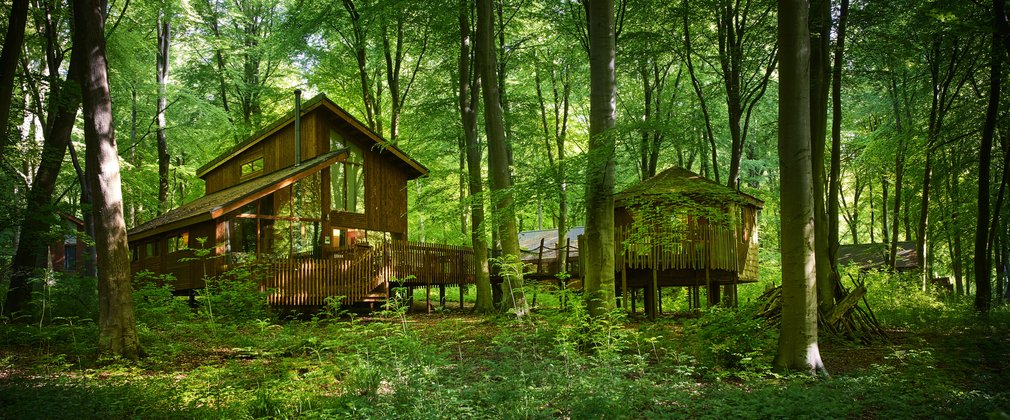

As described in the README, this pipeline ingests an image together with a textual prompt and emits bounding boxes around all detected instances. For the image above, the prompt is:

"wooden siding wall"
[326,118,409,236]
[204,111,322,194]
[129,220,222,291]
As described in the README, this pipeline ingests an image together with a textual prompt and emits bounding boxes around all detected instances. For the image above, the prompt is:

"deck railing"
[262,240,475,306]
[615,224,746,273]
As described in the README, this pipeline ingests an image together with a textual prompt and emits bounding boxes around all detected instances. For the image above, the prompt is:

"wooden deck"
[262,240,475,306]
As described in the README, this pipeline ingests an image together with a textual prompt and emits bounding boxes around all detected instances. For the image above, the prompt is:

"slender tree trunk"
[868,180,875,243]
[156,9,171,214]
[974,0,1004,313]
[808,0,833,314]
[774,0,825,375]
[3,26,83,316]
[72,0,142,358]
[476,0,525,316]
[3,57,81,316]
[460,0,490,310]
[583,0,618,317]
[888,78,905,270]
[882,177,889,250]
[0,0,29,152]
[683,0,720,184]
[827,0,848,285]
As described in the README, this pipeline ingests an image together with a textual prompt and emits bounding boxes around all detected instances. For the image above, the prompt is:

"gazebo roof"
[614,166,763,209]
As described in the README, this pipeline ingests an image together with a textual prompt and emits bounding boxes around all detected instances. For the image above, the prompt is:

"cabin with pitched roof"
[128,93,475,307]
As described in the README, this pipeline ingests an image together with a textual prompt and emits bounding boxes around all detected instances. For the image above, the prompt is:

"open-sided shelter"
[613,167,762,316]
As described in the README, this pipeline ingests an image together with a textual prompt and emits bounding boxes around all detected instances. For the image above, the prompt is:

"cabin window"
[64,245,77,270]
[144,241,158,258]
[130,246,139,262]
[240,156,264,177]
[292,173,322,219]
[330,143,365,214]
[331,228,367,248]
[229,218,258,255]
[168,232,190,253]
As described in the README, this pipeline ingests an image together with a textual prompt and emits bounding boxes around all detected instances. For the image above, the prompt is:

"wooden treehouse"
[128,92,475,308]
[614,167,762,317]
[514,167,762,317]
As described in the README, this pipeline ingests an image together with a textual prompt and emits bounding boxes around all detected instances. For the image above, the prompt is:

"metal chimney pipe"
[294,89,302,166]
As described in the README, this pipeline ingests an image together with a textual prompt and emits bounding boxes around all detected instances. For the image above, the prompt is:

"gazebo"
[613,167,763,317]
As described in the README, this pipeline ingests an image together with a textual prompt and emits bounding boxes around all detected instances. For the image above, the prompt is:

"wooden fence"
[263,240,475,306]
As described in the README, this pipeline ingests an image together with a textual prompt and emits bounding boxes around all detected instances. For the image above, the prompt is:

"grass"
[1,270,1009,419]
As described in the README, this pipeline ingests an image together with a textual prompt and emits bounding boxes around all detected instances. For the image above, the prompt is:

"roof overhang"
[195,94,428,180]
[130,150,347,242]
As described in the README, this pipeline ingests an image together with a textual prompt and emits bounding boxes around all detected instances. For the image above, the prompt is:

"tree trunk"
[583,0,618,317]
[887,77,906,270]
[3,54,81,317]
[808,0,833,314]
[72,0,142,358]
[3,28,82,315]
[156,9,171,214]
[773,0,825,375]
[476,0,525,316]
[973,0,1004,313]
[827,0,848,281]
[458,0,492,312]
[0,0,29,152]
[683,0,720,184]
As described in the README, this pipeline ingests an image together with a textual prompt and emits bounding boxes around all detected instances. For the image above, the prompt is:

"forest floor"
[1,279,1009,419]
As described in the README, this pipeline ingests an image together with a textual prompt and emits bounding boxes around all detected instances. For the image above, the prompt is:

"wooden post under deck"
[621,265,627,310]
[650,268,658,320]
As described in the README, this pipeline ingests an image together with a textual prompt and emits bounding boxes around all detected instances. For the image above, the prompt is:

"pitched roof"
[836,241,919,271]
[615,166,764,208]
[195,93,428,179]
[129,150,347,241]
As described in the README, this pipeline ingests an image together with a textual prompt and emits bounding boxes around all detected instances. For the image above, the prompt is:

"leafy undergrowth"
[1,278,1009,419]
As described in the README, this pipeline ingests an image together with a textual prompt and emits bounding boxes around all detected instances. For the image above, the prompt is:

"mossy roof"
[614,166,764,209]
[129,150,347,242]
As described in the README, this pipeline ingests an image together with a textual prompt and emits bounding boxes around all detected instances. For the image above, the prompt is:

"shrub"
[132,270,191,325]
[199,266,271,324]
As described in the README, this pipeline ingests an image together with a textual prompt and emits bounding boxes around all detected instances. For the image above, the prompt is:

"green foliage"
[132,270,191,325]
[683,305,777,378]
[198,266,271,324]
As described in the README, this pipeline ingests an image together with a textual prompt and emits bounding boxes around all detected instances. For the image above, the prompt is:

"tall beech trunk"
[919,35,969,290]
[774,0,824,375]
[808,0,833,314]
[72,0,142,358]
[974,0,1004,313]
[715,0,777,188]
[683,0,720,184]
[887,77,906,270]
[827,0,848,282]
[0,0,29,152]
[533,57,571,275]
[458,0,492,312]
[3,55,81,316]
[476,0,525,316]
[156,9,171,214]
[583,0,618,317]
